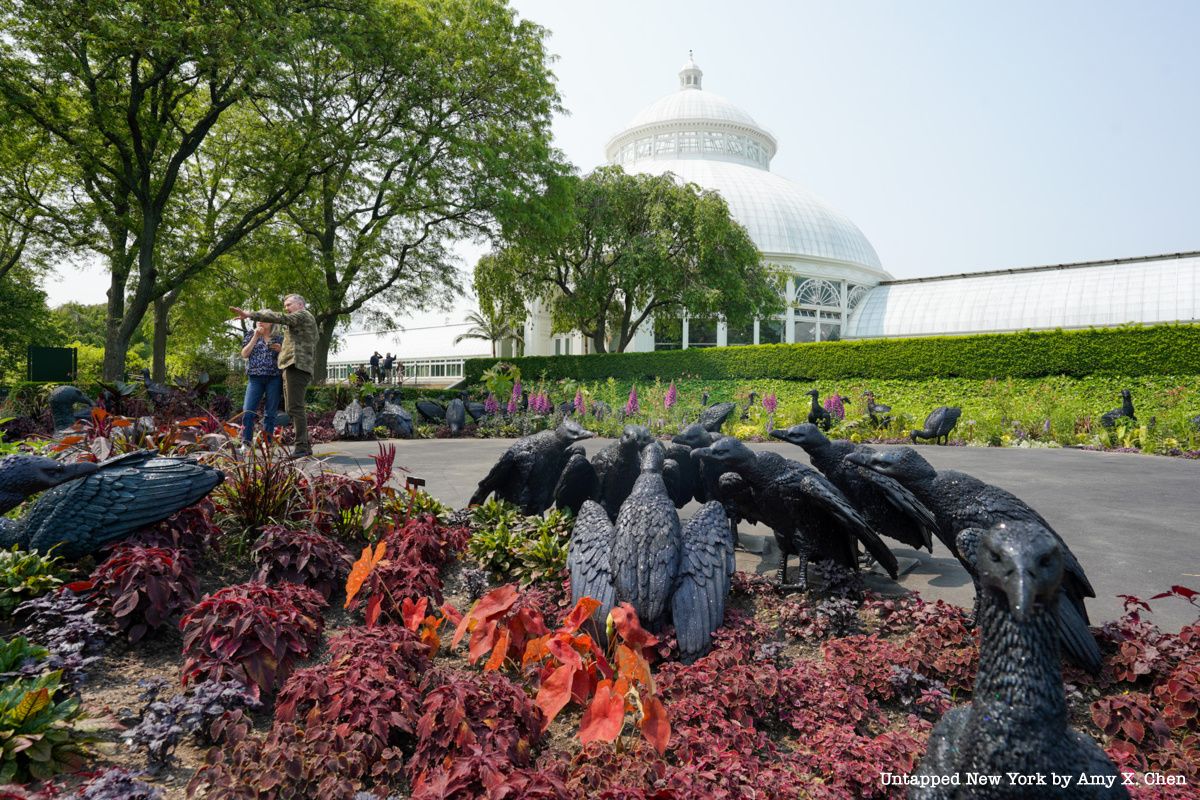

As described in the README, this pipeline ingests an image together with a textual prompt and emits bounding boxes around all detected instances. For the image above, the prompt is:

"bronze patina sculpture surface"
[910,523,1127,799]
[0,451,223,559]
[569,442,732,663]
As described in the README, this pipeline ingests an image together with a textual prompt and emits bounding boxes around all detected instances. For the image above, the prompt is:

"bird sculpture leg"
[775,530,809,593]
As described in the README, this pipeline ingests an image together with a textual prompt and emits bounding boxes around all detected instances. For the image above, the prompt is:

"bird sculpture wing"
[698,402,735,433]
[795,471,899,579]
[554,447,597,515]
[851,465,936,550]
[567,500,617,636]
[672,501,733,664]
[22,452,222,559]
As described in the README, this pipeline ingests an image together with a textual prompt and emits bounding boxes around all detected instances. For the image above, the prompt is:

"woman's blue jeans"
[242,374,282,443]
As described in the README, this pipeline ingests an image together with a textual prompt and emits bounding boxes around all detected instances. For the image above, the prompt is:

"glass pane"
[759,318,784,343]
[820,322,841,342]
[727,319,754,345]
[794,320,816,343]
[655,315,683,350]
[688,317,717,348]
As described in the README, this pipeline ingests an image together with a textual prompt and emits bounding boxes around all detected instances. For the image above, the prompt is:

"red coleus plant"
[251,525,351,601]
[1154,655,1200,730]
[180,581,326,699]
[88,545,198,642]
[1091,692,1172,747]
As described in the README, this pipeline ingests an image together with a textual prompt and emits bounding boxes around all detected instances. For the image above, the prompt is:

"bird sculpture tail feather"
[1057,596,1102,675]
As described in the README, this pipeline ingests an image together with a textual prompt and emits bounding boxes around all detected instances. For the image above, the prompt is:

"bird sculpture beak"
[1007,569,1038,623]
[843,451,870,467]
[689,446,711,461]
[768,430,788,442]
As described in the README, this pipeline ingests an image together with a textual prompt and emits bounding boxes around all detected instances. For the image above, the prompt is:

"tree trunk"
[101,256,131,382]
[591,331,607,354]
[151,289,180,382]
[312,316,338,385]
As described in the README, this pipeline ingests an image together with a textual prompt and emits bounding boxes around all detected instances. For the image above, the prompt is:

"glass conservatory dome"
[605,54,886,276]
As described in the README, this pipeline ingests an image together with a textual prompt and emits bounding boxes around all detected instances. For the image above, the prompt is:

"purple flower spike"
[625,386,639,417]
[823,393,845,421]
[574,389,587,415]
[664,381,677,410]
[762,392,778,414]
[484,393,499,414]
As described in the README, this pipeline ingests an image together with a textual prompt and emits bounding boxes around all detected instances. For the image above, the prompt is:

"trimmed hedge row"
[464,324,1200,384]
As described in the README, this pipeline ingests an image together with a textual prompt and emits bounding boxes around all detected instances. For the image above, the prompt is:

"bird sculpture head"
[639,440,666,474]
[672,424,715,449]
[689,436,755,468]
[701,391,710,406]
[844,446,937,484]
[769,423,827,449]
[48,385,93,409]
[555,418,594,444]
[805,389,819,398]
[0,455,99,514]
[618,425,654,453]
[972,522,1063,623]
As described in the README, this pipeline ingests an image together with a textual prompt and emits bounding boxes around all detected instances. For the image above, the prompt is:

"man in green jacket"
[230,294,319,457]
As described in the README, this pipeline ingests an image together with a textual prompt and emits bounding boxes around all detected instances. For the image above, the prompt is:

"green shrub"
[0,547,66,618]
[465,323,1200,384]
[466,506,573,586]
[0,669,92,783]
[0,635,50,675]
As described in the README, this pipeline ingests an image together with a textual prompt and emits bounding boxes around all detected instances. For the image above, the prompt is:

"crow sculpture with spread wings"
[568,442,733,664]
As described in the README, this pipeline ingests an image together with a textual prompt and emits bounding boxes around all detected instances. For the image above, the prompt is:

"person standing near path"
[230,295,318,457]
[370,351,382,383]
[382,352,394,384]
[238,320,283,449]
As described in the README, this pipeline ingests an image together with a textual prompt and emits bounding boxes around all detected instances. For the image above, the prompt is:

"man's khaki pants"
[282,366,312,452]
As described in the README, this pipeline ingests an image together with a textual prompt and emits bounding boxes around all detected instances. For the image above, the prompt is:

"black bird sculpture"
[770,424,935,553]
[469,419,594,515]
[139,368,171,407]
[445,397,467,434]
[862,390,891,427]
[674,424,749,550]
[414,398,447,424]
[553,445,596,516]
[460,391,488,423]
[805,389,834,431]
[590,400,611,421]
[910,406,962,445]
[910,524,1127,799]
[661,436,702,510]
[568,443,733,664]
[0,451,224,559]
[1099,389,1136,429]
[845,447,1101,673]
[697,392,757,433]
[589,425,656,521]
[48,386,94,432]
[691,437,897,591]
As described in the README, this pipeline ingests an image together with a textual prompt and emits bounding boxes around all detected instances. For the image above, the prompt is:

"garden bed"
[2,441,1197,799]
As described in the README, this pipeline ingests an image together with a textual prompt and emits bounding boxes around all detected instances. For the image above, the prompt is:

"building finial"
[679,51,702,91]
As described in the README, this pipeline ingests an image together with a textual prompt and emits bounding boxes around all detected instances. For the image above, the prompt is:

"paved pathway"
[314,438,1200,633]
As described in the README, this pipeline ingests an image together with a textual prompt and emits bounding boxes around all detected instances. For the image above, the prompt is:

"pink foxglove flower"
[664,381,677,410]
[625,386,639,416]
[574,389,587,415]
[762,392,778,414]
[823,393,845,421]
[484,393,499,415]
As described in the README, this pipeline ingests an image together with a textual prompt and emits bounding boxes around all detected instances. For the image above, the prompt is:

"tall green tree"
[0,0,322,380]
[239,0,560,380]
[490,166,783,353]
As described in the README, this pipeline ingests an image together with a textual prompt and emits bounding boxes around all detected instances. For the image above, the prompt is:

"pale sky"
[45,0,1200,311]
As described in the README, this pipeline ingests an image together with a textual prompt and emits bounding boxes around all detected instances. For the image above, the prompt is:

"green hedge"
[464,324,1200,384]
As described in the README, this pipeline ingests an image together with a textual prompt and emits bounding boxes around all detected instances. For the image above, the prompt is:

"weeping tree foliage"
[0,0,325,380]
[228,0,561,381]
[469,251,530,356]
[488,166,784,353]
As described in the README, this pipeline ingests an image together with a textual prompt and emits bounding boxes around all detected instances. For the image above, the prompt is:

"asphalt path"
[313,438,1200,633]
